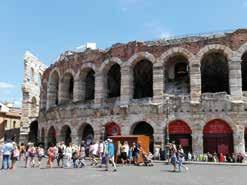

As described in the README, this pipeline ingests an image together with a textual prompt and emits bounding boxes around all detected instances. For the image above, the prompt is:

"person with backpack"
[177,145,188,172]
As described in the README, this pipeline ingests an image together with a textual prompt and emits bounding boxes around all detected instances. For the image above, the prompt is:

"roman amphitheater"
[38,29,247,155]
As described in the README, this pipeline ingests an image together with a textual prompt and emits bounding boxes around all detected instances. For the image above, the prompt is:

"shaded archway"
[131,121,154,152]
[164,55,190,95]
[168,120,192,153]
[133,60,153,99]
[47,70,59,107]
[105,122,121,139]
[78,124,94,145]
[107,64,121,98]
[241,52,247,93]
[85,69,95,101]
[201,52,229,94]
[203,119,233,155]
[60,73,74,103]
[60,125,72,146]
[29,120,38,145]
[47,126,56,147]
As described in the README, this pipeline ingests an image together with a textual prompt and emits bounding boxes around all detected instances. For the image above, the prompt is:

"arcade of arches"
[39,118,244,156]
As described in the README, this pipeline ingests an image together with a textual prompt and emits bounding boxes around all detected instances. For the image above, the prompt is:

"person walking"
[177,145,188,172]
[56,142,65,168]
[37,145,45,168]
[105,139,117,172]
[168,143,177,172]
[65,143,73,168]
[10,142,19,170]
[28,143,36,168]
[47,143,56,168]
[1,139,13,170]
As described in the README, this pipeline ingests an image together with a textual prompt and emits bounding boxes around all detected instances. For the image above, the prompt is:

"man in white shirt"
[1,139,13,170]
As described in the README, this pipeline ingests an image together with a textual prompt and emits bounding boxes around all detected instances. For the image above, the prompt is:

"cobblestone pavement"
[0,160,246,185]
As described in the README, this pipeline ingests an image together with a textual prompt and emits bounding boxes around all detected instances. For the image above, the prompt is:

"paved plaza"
[0,160,246,185]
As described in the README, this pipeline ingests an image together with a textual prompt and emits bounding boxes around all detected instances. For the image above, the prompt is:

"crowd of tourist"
[1,138,246,173]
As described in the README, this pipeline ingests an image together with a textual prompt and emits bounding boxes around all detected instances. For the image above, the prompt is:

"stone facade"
[39,29,247,155]
[20,51,47,143]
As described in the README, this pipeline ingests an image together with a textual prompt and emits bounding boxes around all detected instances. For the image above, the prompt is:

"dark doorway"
[133,60,153,99]
[107,64,121,98]
[85,69,95,100]
[132,121,154,152]
[47,126,56,147]
[201,52,229,94]
[61,125,72,146]
[241,52,247,91]
[29,121,38,145]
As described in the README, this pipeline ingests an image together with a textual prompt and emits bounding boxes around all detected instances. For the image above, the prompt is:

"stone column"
[190,60,201,104]
[153,63,164,104]
[121,65,133,105]
[234,126,245,154]
[94,72,105,107]
[229,59,242,102]
[58,79,65,104]
[192,132,203,155]
[73,79,80,102]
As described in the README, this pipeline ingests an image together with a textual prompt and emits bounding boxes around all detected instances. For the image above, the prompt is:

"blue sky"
[0,0,247,107]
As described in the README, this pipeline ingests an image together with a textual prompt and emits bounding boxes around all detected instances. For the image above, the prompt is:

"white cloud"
[0,82,15,89]
[143,21,173,39]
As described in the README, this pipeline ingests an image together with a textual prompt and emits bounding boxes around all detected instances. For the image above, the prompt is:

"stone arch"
[127,52,156,67]
[203,119,234,155]
[78,123,94,145]
[60,72,74,103]
[237,43,247,57]
[130,121,154,152]
[199,46,231,94]
[100,58,122,98]
[167,120,192,153]
[104,122,121,138]
[77,67,95,101]
[47,126,56,147]
[196,44,234,62]
[60,125,72,146]
[241,51,247,92]
[47,70,60,108]
[133,59,153,99]
[159,47,194,66]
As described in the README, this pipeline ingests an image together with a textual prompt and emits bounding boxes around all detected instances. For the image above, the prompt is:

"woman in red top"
[219,153,225,162]
[47,143,56,168]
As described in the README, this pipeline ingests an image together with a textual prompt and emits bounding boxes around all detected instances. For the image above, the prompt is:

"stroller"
[143,152,154,166]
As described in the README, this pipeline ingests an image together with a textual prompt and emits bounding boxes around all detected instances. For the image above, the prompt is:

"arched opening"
[47,126,56,147]
[241,52,247,94]
[203,119,233,155]
[201,52,230,94]
[29,120,38,145]
[105,122,121,139]
[60,125,72,146]
[107,64,121,98]
[168,120,192,153]
[131,121,154,152]
[31,97,37,117]
[164,55,190,95]
[78,124,94,145]
[61,73,74,103]
[47,71,59,107]
[133,60,153,99]
[85,69,95,101]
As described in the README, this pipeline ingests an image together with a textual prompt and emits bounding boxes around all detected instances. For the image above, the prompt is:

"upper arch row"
[46,43,247,81]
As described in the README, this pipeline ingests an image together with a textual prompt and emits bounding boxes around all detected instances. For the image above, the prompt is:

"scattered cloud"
[143,21,173,39]
[118,0,146,12]
[0,82,15,89]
